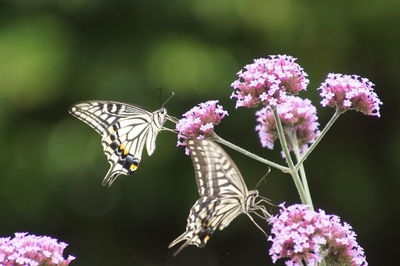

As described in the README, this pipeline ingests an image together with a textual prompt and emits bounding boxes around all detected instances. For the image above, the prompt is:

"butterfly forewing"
[188,140,248,197]
[69,101,166,186]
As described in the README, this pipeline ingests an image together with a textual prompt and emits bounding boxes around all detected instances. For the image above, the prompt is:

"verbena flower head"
[318,73,382,117]
[0,232,75,265]
[176,100,228,154]
[255,96,320,153]
[231,55,309,108]
[268,204,367,266]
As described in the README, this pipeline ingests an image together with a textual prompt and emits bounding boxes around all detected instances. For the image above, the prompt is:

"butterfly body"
[169,139,269,255]
[69,101,167,186]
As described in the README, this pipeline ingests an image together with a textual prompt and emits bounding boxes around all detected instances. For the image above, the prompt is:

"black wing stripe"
[189,140,247,197]
[70,105,110,135]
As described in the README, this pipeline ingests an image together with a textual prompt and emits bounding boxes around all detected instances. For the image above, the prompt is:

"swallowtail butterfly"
[169,139,269,255]
[69,101,173,187]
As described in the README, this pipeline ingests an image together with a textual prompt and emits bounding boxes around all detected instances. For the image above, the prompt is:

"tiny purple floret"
[0,232,75,265]
[176,100,228,154]
[318,73,382,117]
[231,55,309,108]
[255,96,320,154]
[268,204,367,266]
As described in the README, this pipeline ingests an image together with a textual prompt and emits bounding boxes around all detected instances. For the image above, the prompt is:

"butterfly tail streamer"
[168,234,194,256]
[102,166,122,187]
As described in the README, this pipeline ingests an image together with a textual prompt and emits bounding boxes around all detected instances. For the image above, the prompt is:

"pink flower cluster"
[268,204,367,266]
[176,100,228,154]
[231,55,309,108]
[0,232,75,266]
[318,73,382,117]
[255,96,320,153]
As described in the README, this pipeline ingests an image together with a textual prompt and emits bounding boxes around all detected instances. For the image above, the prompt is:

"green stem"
[212,133,290,173]
[272,107,308,205]
[294,109,342,172]
[291,135,314,210]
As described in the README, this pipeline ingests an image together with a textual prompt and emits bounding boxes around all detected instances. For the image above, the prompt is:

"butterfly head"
[245,190,259,211]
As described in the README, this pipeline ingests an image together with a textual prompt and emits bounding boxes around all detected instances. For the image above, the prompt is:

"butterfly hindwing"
[69,101,167,186]
[168,197,242,256]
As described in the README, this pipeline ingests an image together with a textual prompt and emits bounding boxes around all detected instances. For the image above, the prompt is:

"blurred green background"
[0,0,398,265]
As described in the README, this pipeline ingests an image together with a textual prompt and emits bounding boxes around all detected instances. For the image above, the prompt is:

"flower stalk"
[272,106,311,207]
[294,108,342,172]
[291,132,314,210]
[213,133,290,173]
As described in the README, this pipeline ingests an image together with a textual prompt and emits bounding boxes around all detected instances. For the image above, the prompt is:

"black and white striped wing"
[169,196,243,256]
[169,140,249,255]
[69,101,166,186]
[188,139,248,198]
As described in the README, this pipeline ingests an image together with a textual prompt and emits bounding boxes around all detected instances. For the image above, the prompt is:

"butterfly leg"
[166,114,179,123]
[251,204,271,220]
[161,126,178,134]
[246,213,267,235]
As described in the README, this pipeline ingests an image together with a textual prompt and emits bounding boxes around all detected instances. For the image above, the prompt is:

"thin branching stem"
[272,107,309,205]
[212,133,290,173]
[294,109,342,172]
[291,135,314,210]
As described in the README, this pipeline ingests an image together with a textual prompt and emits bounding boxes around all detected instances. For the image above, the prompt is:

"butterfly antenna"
[255,167,271,190]
[162,91,175,108]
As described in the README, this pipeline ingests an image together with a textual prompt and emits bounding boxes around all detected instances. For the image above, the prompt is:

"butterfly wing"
[168,196,243,256]
[170,139,250,255]
[69,101,166,186]
[188,139,249,197]
[69,101,151,135]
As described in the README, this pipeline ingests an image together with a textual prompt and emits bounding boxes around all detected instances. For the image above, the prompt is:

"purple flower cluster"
[0,232,75,265]
[231,55,309,108]
[318,73,382,117]
[255,96,320,153]
[268,204,367,266]
[176,100,228,154]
